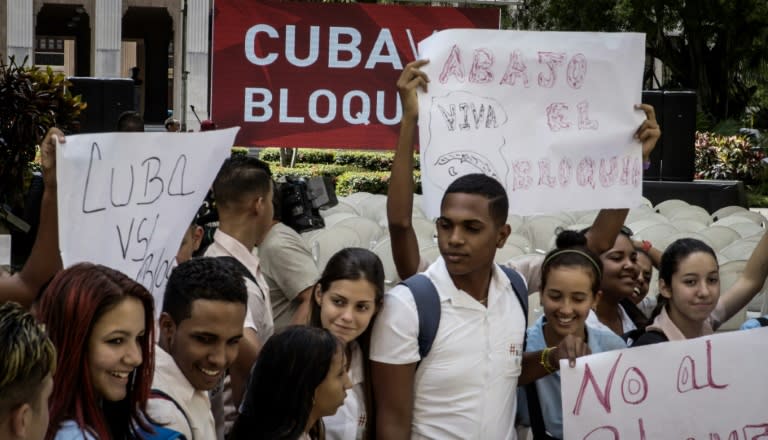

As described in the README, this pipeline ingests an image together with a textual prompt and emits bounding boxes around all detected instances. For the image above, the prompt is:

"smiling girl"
[38,263,156,440]
[633,232,768,345]
[308,247,385,440]
[518,231,626,439]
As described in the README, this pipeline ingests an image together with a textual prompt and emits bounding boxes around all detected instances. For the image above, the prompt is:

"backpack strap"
[150,389,192,438]
[498,265,528,330]
[757,316,768,327]
[401,274,441,360]
[525,383,559,440]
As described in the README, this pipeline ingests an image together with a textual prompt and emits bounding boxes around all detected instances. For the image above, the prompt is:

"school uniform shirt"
[324,342,367,440]
[645,307,716,342]
[205,229,274,339]
[586,307,636,340]
[205,229,274,439]
[53,421,96,440]
[419,254,543,295]
[516,316,626,439]
[255,222,319,331]
[370,257,527,440]
[147,346,217,440]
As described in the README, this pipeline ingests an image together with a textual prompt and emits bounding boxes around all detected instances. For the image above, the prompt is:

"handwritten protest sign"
[417,30,646,218]
[561,327,768,439]
[57,129,238,308]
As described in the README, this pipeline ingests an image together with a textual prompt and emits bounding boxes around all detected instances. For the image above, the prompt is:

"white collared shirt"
[370,257,526,440]
[205,229,274,339]
[324,342,367,440]
[586,307,636,339]
[147,346,217,440]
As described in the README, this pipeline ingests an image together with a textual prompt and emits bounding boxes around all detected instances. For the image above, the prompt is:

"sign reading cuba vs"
[211,0,498,148]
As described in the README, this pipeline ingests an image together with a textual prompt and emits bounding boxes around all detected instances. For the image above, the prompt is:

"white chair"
[320,200,359,217]
[519,216,565,253]
[720,240,759,261]
[334,216,385,248]
[672,219,708,233]
[654,199,690,217]
[668,206,712,226]
[729,210,767,227]
[632,223,680,250]
[342,192,374,206]
[506,214,524,233]
[711,205,748,222]
[494,244,526,263]
[505,233,532,254]
[309,225,362,269]
[698,226,742,251]
[370,237,401,289]
[626,206,657,224]
[628,218,668,235]
[322,212,357,227]
[411,217,437,248]
[717,260,749,331]
[713,215,758,228]
[728,221,764,239]
[640,196,654,208]
[656,232,714,252]
[356,194,388,223]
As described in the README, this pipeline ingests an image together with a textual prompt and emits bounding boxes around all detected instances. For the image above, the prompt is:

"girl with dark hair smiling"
[37,263,156,440]
[308,247,385,440]
[633,232,768,345]
[231,326,351,440]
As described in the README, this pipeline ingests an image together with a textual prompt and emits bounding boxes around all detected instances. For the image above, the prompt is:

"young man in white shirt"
[148,257,247,440]
[204,156,274,437]
[371,60,660,439]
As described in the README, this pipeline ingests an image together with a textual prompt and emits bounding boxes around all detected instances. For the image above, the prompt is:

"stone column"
[184,0,210,129]
[6,0,34,64]
[92,0,122,77]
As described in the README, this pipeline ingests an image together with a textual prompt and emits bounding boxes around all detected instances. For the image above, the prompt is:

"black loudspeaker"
[660,91,697,181]
[68,77,135,133]
[641,90,697,182]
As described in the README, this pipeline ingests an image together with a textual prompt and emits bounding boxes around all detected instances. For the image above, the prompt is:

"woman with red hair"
[37,263,156,440]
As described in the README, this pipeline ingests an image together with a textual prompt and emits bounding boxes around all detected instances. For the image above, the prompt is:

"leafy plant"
[694,131,764,183]
[0,56,86,206]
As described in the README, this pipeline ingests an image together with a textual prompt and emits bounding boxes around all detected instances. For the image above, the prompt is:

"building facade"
[1,0,211,129]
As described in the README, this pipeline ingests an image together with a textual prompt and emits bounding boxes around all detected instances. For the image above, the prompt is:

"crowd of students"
[1,59,767,440]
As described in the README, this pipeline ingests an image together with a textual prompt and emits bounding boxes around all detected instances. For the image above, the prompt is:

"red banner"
[211,1,499,149]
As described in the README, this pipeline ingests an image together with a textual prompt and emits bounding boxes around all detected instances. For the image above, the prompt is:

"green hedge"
[258,147,420,171]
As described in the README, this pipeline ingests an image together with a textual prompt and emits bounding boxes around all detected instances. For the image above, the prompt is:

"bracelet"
[540,347,557,374]
[641,240,652,253]
[643,159,651,170]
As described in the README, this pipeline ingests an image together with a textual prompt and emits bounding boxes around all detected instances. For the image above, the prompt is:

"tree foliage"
[0,56,86,206]
[512,0,768,125]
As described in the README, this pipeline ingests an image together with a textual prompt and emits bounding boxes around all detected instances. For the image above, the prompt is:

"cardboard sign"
[417,30,646,217]
[211,0,498,148]
[56,129,237,307]
[561,328,768,439]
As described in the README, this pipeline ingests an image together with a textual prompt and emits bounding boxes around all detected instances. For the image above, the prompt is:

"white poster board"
[417,30,646,218]
[561,328,768,439]
[57,128,238,307]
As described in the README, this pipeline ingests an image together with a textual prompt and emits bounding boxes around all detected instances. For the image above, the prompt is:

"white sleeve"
[369,286,420,365]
